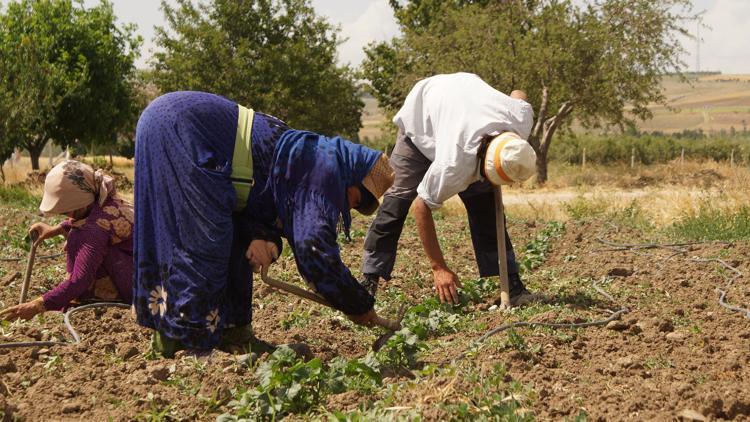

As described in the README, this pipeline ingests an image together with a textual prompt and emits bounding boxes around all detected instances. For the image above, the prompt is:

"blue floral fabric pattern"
[133,91,286,350]
[134,92,378,350]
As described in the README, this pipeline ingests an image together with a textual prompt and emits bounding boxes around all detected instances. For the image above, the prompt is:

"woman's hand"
[246,240,279,274]
[28,222,63,243]
[0,297,46,321]
[347,308,379,327]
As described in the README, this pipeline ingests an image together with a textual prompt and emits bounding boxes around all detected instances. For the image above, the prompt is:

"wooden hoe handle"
[495,187,511,309]
[19,230,40,305]
[260,269,402,331]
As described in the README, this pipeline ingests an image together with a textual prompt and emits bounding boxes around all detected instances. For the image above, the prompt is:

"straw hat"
[359,154,395,215]
[483,132,537,186]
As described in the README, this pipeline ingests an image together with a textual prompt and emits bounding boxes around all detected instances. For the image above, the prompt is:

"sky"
[1,0,749,74]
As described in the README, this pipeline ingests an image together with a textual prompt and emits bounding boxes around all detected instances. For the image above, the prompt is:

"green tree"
[0,90,15,182]
[364,0,691,183]
[151,0,363,139]
[0,0,141,170]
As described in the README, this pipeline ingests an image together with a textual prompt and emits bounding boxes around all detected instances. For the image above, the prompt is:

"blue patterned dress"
[134,91,376,350]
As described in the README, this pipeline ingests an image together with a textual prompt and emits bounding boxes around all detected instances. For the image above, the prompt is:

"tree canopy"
[364,0,692,183]
[151,0,364,139]
[0,0,142,170]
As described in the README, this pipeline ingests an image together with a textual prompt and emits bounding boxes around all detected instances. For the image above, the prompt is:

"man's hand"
[433,267,462,305]
[246,240,279,274]
[0,297,46,321]
[413,198,463,305]
[28,222,61,243]
[347,308,378,327]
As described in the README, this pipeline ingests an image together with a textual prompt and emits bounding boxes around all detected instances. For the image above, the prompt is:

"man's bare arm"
[413,197,461,304]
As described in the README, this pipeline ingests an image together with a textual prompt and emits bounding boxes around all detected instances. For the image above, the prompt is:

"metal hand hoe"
[259,268,405,351]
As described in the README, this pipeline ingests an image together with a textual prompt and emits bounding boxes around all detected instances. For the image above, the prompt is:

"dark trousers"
[362,132,519,280]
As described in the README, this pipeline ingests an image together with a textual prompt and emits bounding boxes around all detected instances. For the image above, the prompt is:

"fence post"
[582,147,586,169]
[630,147,635,169]
[731,148,735,168]
[680,148,685,165]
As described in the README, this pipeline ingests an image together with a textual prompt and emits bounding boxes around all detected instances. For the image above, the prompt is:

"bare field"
[358,95,388,143]
[356,74,750,137]
[0,158,748,420]
[632,75,750,133]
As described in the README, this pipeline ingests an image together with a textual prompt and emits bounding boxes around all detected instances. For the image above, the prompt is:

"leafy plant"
[519,221,565,274]
[441,363,533,421]
[280,310,311,330]
[327,407,422,421]
[458,278,498,306]
[327,353,382,394]
[43,354,63,372]
[220,346,383,421]
[375,328,425,369]
[504,329,542,360]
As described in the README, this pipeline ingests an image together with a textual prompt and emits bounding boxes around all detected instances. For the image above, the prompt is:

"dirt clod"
[677,408,707,421]
[607,267,634,277]
[657,319,675,333]
[666,332,687,342]
[147,364,170,382]
[118,346,140,361]
[606,320,629,331]
[61,402,82,414]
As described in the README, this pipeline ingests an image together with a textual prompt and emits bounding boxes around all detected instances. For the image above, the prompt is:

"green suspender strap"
[232,104,255,211]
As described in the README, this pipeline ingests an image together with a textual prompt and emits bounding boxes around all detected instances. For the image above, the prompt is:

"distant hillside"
[359,74,750,140]
[636,74,750,134]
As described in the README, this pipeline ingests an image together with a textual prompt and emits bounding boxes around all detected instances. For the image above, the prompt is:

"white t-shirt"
[393,72,534,209]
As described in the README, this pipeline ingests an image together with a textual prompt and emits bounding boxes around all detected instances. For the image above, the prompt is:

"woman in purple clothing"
[0,160,133,321]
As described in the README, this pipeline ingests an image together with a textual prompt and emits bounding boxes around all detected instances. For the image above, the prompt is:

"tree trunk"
[29,150,41,170]
[526,86,575,185]
[536,102,574,185]
[25,136,47,171]
[535,147,549,184]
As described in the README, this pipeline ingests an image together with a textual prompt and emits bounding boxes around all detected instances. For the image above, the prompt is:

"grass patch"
[606,200,654,231]
[669,205,750,241]
[0,185,40,209]
[564,196,609,221]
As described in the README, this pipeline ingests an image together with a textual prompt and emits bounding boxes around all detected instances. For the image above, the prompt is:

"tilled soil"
[0,208,748,420]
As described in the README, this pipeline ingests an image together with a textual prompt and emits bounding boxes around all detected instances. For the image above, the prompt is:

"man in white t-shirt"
[361,72,538,305]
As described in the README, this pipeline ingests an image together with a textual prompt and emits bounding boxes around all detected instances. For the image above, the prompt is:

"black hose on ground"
[0,302,130,349]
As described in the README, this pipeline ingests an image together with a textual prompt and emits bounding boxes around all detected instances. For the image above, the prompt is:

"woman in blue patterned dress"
[133,91,394,356]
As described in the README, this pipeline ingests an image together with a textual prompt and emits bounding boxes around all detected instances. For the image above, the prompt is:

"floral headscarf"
[40,160,116,215]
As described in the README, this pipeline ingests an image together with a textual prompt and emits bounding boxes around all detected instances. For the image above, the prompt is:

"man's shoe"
[507,273,545,307]
[360,274,380,297]
[510,286,544,306]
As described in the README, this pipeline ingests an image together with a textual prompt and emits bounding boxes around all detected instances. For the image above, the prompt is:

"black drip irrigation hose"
[0,302,130,349]
[456,278,629,361]
[0,252,64,262]
[596,238,749,320]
